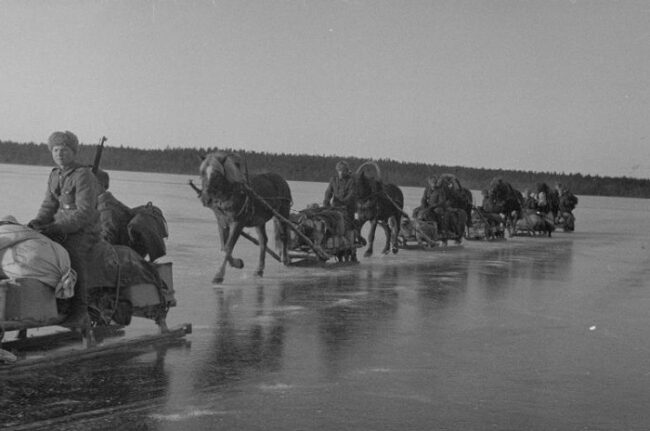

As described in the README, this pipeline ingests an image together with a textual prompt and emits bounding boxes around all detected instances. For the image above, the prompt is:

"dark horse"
[486,177,523,234]
[197,151,292,283]
[354,161,404,257]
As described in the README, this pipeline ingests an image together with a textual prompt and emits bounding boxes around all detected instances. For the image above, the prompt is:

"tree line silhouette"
[2,140,649,198]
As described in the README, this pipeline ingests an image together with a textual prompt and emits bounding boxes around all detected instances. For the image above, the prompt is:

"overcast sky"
[1,0,649,178]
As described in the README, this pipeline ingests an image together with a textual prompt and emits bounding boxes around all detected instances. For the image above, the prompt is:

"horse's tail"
[355,160,381,182]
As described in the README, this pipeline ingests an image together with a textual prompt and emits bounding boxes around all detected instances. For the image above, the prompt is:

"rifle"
[91,136,108,174]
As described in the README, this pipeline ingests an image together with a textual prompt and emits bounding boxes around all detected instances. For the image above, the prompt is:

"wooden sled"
[555,211,576,232]
[465,207,506,241]
[0,261,190,368]
[284,206,361,266]
[509,209,555,237]
[398,208,465,249]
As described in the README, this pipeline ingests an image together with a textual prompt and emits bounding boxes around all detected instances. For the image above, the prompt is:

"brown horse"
[354,161,404,257]
[198,152,292,283]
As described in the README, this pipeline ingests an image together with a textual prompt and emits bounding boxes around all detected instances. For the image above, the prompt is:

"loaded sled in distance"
[465,207,506,241]
[281,205,361,266]
[398,206,467,249]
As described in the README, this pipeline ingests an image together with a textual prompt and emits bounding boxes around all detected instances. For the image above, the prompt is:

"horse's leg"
[390,215,400,254]
[217,218,228,252]
[364,219,378,257]
[280,217,290,266]
[217,218,243,269]
[380,219,392,255]
[226,224,244,269]
[355,219,366,246]
[214,222,244,284]
[254,224,268,277]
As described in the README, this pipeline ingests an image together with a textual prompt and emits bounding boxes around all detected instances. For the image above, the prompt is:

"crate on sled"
[0,278,58,322]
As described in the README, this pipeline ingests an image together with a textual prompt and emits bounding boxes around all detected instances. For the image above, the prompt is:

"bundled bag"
[127,202,168,261]
[0,221,76,299]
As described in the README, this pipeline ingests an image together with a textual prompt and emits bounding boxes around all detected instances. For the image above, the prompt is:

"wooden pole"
[381,191,438,246]
[242,183,331,261]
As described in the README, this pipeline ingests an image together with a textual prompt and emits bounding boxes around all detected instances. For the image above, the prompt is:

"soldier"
[28,131,100,328]
[323,161,356,225]
[420,176,438,209]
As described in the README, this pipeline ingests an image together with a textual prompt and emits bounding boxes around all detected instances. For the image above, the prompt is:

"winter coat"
[323,175,356,210]
[33,162,100,236]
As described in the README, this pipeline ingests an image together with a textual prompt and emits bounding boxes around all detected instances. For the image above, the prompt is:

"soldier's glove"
[40,224,66,243]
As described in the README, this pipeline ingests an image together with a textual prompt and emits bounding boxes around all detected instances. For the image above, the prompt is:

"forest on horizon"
[2,140,649,198]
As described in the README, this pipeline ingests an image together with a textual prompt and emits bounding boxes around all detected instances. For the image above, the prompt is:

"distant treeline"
[2,140,649,198]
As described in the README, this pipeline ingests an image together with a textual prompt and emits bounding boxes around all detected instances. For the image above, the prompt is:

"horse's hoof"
[212,275,224,284]
[231,258,244,269]
[254,270,264,278]
[392,247,398,254]
[363,250,373,258]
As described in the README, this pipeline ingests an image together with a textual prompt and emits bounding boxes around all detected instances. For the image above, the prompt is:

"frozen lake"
[2,163,650,430]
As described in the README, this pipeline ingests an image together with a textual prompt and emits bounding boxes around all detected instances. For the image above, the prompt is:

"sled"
[465,207,506,241]
[555,211,576,232]
[0,254,190,368]
[509,209,555,237]
[398,218,438,249]
[398,207,466,249]
[284,206,361,265]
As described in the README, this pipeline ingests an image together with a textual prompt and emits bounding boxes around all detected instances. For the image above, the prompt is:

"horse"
[197,151,292,283]
[486,177,523,234]
[353,161,404,257]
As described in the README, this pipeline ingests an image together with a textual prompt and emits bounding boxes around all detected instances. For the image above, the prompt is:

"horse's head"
[199,151,245,206]
[353,161,382,202]
[353,170,374,201]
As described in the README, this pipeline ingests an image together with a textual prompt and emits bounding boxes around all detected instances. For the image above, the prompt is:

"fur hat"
[47,131,79,153]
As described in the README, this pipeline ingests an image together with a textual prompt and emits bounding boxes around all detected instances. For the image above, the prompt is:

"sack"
[0,223,76,298]
[127,202,168,261]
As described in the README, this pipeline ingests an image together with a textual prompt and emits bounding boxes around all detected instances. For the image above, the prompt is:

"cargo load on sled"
[0,218,190,369]
[465,207,506,241]
[398,205,466,248]
[284,205,360,264]
[399,173,470,249]
[509,209,555,237]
